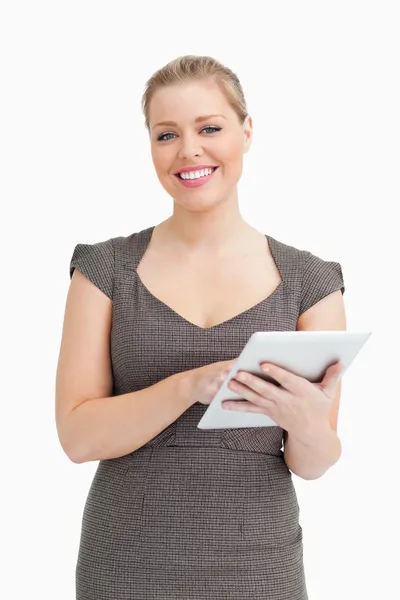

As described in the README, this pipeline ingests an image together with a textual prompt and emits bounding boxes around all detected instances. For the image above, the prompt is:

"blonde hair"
[141,55,248,130]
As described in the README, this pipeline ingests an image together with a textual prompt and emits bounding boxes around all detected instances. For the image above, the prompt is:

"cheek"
[151,147,170,177]
[216,137,244,168]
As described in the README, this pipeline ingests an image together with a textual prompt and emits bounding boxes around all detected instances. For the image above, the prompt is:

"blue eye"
[157,126,222,142]
[201,126,221,134]
[157,132,176,141]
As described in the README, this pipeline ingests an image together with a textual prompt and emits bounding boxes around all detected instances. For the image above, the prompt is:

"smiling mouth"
[175,167,218,180]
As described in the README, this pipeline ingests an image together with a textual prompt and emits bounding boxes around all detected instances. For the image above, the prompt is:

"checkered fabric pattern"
[69,226,344,599]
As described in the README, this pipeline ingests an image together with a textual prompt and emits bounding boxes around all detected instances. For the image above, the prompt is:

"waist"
[124,444,284,466]
[140,421,284,458]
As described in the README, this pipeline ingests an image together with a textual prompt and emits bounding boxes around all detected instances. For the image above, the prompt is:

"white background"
[1,1,399,599]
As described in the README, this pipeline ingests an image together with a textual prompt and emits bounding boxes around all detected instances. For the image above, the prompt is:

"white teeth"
[179,168,215,180]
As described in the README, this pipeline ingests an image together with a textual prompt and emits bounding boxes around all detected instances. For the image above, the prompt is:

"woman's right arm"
[55,269,196,464]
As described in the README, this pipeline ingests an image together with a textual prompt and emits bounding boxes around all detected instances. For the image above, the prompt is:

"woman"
[56,55,346,599]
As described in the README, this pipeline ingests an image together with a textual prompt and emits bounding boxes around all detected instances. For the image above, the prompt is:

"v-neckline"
[132,226,286,331]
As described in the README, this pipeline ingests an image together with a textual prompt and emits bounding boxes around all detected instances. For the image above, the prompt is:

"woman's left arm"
[283,289,347,479]
[223,289,347,480]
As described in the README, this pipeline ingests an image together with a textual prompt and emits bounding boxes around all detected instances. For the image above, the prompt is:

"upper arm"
[296,252,347,432]
[55,239,114,450]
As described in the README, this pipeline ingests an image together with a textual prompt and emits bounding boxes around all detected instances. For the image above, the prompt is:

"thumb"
[320,362,344,396]
[224,358,238,366]
[222,358,238,372]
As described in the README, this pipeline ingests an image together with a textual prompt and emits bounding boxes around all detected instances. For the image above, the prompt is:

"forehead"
[148,79,235,127]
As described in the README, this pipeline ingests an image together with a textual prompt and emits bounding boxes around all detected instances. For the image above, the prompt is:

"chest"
[135,251,282,330]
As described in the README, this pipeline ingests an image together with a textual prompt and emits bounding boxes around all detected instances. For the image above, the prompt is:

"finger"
[258,362,304,393]
[228,378,284,408]
[232,371,287,403]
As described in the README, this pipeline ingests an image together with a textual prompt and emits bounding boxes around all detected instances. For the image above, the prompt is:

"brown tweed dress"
[69,225,345,600]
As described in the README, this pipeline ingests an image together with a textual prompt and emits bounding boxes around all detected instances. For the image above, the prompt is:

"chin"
[173,189,230,212]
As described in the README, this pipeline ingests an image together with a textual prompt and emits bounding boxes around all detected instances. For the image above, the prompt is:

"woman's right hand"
[186,358,238,406]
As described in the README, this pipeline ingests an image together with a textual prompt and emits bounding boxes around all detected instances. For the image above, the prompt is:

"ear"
[243,115,253,154]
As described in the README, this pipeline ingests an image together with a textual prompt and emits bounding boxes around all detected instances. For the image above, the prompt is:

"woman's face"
[148,78,252,211]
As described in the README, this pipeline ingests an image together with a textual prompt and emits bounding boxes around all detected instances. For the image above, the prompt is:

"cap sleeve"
[69,238,114,300]
[299,251,345,316]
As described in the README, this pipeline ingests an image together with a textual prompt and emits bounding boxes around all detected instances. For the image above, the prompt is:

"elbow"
[59,434,87,464]
[67,447,87,464]
[296,470,328,481]
[56,414,90,464]
[289,458,341,481]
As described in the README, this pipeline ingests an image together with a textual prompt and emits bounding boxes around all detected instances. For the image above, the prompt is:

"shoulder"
[69,229,143,300]
[267,234,345,316]
[70,237,115,270]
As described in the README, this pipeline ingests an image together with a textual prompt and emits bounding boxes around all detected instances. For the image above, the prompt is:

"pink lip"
[174,164,218,175]
[176,167,218,188]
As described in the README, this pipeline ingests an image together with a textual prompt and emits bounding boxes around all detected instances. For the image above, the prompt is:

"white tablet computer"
[197,331,371,430]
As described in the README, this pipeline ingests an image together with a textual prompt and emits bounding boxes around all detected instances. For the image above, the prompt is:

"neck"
[161,193,255,255]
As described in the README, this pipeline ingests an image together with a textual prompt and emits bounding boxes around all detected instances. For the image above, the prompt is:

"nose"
[177,132,203,160]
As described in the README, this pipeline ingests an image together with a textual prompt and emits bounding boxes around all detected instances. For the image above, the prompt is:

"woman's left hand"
[222,361,344,436]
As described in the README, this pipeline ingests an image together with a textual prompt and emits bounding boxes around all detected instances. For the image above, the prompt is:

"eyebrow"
[151,114,227,130]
